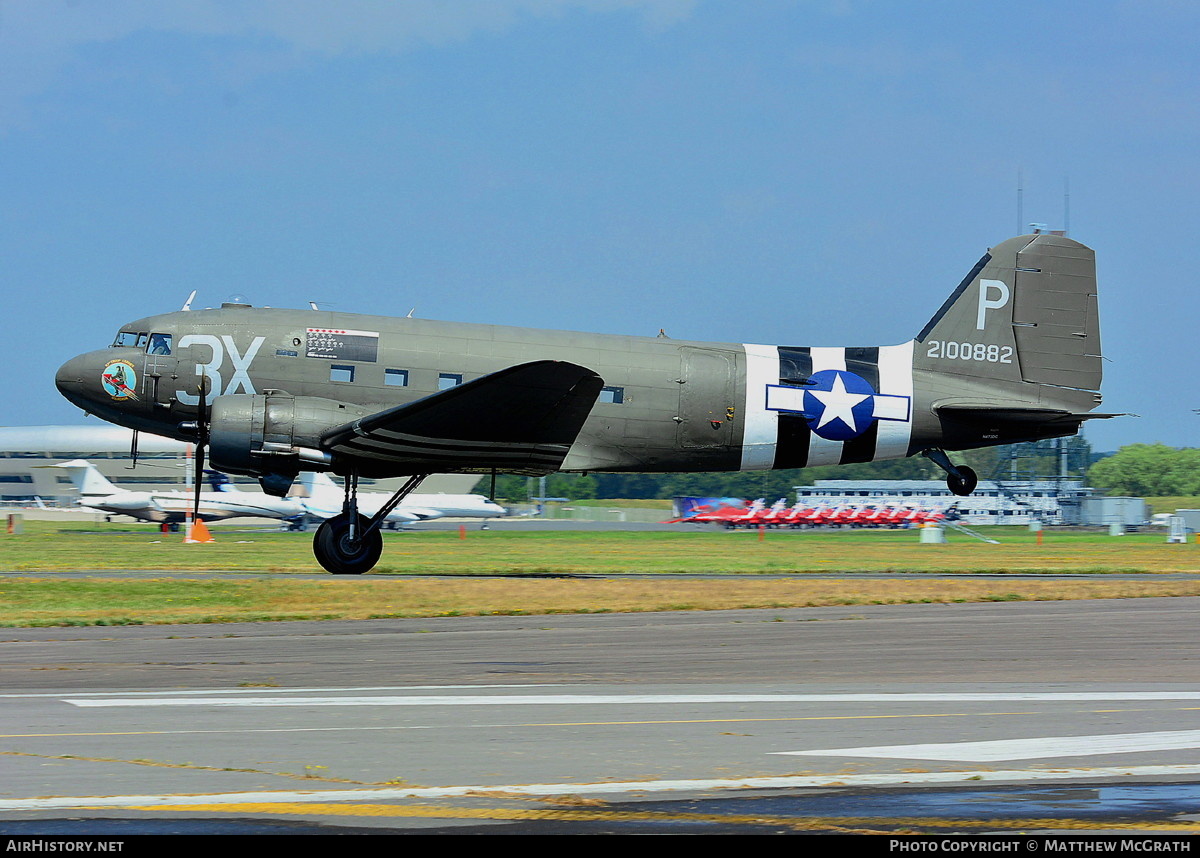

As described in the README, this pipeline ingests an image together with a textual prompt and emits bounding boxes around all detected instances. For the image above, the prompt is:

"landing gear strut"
[313,472,429,574]
[922,448,978,497]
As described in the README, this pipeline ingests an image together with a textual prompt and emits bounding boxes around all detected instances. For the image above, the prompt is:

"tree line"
[1086,443,1200,497]
[491,436,1129,503]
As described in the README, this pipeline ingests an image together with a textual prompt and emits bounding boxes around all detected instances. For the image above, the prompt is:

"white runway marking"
[779,730,1200,761]
[65,690,1200,708]
[4,766,1200,812]
[0,684,548,700]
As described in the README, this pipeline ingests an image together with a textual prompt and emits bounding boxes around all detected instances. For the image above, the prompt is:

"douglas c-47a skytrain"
[56,233,1113,573]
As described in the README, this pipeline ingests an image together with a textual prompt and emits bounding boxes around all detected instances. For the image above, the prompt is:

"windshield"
[148,333,172,355]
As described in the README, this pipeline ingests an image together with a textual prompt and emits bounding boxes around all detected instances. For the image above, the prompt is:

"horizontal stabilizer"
[935,404,1121,424]
[321,360,604,476]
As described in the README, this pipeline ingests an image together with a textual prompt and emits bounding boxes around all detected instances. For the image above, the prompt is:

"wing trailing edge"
[321,360,604,476]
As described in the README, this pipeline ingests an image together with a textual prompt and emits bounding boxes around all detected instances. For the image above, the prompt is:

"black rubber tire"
[947,465,978,497]
[313,513,383,575]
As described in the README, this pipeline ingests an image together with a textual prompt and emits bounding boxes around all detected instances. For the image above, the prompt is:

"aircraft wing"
[395,507,445,521]
[320,360,604,476]
[301,503,422,523]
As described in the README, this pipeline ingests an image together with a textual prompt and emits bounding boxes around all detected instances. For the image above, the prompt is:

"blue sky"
[3,0,1197,454]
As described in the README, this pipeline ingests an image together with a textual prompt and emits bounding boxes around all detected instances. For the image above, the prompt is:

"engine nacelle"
[207,393,368,491]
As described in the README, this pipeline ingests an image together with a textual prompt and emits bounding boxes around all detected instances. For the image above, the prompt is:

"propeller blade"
[193,373,209,522]
[194,440,206,521]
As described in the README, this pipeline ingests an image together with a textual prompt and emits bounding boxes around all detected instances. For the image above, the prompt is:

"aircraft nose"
[55,354,89,402]
[56,349,121,412]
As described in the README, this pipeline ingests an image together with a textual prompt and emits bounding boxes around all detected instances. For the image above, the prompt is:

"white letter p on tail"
[976,279,1010,330]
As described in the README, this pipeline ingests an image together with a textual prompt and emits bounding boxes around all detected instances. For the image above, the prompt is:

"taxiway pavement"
[2,598,1200,834]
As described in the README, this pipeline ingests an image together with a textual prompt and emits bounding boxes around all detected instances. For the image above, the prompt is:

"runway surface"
[2,597,1200,834]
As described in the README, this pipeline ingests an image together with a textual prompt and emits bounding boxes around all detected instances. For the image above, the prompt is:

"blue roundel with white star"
[802,369,877,441]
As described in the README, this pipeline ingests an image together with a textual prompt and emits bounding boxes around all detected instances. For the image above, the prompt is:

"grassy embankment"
[1144,497,1200,515]
[0,520,1197,626]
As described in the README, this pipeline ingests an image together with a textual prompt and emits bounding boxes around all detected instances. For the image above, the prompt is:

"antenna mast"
[1063,176,1070,236]
[1017,166,1027,235]
[1017,168,1024,234]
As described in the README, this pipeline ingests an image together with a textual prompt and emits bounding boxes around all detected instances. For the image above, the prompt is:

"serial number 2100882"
[925,340,1013,363]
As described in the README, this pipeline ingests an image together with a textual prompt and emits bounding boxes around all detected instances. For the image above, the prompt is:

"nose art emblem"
[101,359,139,400]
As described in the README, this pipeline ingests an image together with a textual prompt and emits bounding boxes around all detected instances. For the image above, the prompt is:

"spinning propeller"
[177,372,212,522]
[192,372,211,521]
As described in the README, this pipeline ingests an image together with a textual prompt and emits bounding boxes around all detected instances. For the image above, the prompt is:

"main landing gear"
[313,472,429,574]
[922,448,978,497]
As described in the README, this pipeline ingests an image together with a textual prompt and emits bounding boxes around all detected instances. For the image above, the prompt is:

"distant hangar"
[0,425,479,505]
[792,479,1146,527]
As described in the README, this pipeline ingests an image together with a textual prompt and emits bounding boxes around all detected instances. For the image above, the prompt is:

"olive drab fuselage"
[55,234,1110,573]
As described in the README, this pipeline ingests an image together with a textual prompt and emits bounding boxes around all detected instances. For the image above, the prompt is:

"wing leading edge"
[321,360,604,476]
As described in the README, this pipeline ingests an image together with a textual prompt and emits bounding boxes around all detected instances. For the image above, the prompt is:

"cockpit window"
[147,333,172,355]
[112,331,142,348]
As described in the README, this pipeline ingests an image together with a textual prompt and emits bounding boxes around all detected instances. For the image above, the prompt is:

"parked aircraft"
[671,498,949,529]
[52,460,306,527]
[666,498,765,526]
[55,233,1113,573]
[294,472,506,527]
[202,470,310,530]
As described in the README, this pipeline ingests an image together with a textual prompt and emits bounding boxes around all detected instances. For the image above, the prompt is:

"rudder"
[1010,234,1101,391]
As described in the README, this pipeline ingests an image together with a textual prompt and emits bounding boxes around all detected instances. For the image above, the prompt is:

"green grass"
[5,573,1200,628]
[1144,497,1200,515]
[1,520,1199,626]
[1,520,1198,575]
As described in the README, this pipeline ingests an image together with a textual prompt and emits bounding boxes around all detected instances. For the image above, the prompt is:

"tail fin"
[297,471,339,498]
[52,459,121,497]
[914,234,1101,401]
[205,470,233,492]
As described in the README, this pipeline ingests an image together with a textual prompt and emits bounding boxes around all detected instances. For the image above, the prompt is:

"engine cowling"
[207,393,368,490]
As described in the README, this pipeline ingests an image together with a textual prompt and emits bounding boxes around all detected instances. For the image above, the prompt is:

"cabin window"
[147,333,172,355]
[330,364,355,383]
[385,369,409,387]
[438,373,463,390]
[599,386,625,404]
[112,331,142,348]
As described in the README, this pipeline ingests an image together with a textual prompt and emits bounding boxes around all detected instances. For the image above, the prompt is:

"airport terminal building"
[0,426,479,505]
[792,479,1094,526]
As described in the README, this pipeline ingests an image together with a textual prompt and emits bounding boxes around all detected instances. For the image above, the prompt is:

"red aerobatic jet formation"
[667,498,953,529]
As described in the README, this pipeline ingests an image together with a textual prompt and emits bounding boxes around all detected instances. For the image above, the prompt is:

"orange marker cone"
[185,518,215,543]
